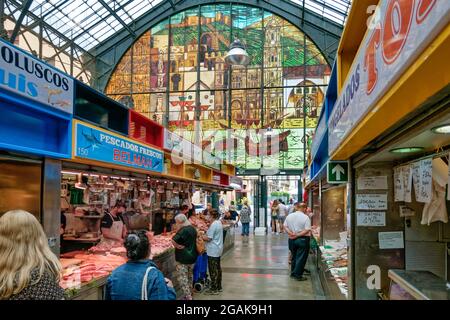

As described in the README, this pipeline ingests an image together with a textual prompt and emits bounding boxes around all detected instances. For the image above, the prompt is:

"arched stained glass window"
[106,4,331,170]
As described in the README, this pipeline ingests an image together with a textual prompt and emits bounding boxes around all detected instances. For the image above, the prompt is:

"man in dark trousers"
[202,209,223,295]
[283,202,311,281]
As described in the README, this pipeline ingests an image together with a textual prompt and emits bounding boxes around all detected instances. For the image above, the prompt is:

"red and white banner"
[328,0,450,155]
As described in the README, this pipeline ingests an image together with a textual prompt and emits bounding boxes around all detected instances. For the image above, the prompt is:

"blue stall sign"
[0,38,74,114]
[75,121,164,173]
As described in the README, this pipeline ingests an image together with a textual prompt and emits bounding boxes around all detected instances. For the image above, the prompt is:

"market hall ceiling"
[2,0,351,75]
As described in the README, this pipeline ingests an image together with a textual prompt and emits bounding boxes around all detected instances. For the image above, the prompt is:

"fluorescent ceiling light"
[389,147,424,154]
[61,170,80,175]
[431,124,450,134]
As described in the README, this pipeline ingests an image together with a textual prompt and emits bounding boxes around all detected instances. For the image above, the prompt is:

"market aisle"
[195,231,321,300]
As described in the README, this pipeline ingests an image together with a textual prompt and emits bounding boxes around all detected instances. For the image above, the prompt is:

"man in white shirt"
[203,209,224,295]
[283,202,311,281]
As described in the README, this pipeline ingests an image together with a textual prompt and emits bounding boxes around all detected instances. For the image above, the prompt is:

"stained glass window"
[106,4,331,170]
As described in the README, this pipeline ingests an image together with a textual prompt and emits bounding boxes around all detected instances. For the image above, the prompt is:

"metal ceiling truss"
[2,0,139,81]
[3,0,114,81]
[8,0,32,43]
[87,0,345,92]
[98,0,136,38]
[1,0,348,88]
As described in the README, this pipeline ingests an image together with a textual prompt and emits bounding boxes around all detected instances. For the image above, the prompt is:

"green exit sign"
[327,161,349,184]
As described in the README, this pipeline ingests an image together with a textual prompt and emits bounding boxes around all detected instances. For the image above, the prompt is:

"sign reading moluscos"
[328,0,450,155]
[0,39,74,114]
[75,121,164,173]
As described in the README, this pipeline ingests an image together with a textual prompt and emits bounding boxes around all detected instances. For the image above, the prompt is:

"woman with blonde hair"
[0,210,64,300]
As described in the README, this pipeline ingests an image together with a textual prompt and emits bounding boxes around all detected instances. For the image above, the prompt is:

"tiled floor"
[194,231,321,300]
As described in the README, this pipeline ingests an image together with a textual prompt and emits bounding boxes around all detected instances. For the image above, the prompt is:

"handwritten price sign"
[356,194,388,210]
[357,211,386,227]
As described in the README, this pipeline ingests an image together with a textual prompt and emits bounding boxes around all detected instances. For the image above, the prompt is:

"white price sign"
[357,211,386,227]
[378,231,404,249]
[356,194,388,210]
[357,176,388,190]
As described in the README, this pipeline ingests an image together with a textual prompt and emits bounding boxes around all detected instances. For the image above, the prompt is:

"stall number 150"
[77,147,89,157]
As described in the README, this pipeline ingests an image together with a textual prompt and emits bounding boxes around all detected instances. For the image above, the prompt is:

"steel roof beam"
[9,0,33,43]
[98,0,136,38]
[6,0,94,58]
[305,0,350,20]
[168,0,176,10]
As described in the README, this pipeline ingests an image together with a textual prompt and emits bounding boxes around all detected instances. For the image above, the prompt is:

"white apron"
[100,212,124,246]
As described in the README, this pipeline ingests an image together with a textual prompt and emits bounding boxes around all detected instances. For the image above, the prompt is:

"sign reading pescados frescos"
[328,0,450,155]
[75,122,164,173]
[0,38,73,114]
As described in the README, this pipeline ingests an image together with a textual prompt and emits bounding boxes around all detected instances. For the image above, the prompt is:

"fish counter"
[222,224,235,255]
[60,234,177,300]
[61,219,235,299]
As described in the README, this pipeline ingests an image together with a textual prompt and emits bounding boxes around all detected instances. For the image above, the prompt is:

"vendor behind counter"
[100,201,128,246]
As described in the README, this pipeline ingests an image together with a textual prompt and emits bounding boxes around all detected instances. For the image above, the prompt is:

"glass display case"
[388,269,450,300]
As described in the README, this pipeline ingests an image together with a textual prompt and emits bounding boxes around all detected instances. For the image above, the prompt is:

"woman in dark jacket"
[105,230,176,300]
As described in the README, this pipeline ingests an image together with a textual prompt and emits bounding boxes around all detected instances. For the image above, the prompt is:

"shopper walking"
[203,209,223,295]
[287,199,295,215]
[237,200,252,237]
[172,214,198,300]
[277,199,288,233]
[105,230,176,300]
[270,200,279,233]
[283,203,311,281]
[229,201,239,228]
[0,210,65,300]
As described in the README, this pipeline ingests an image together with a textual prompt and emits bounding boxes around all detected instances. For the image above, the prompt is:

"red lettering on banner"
[382,0,414,64]
[364,25,381,95]
[133,154,141,166]
[121,151,130,164]
[416,0,436,23]
[113,149,120,161]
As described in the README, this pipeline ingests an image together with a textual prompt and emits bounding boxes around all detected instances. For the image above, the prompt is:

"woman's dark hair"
[209,209,219,219]
[114,200,127,209]
[124,230,150,261]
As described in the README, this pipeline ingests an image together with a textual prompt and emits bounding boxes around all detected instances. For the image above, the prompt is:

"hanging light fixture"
[225,38,250,66]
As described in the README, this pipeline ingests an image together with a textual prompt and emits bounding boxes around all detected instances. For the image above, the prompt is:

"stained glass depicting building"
[105,4,331,171]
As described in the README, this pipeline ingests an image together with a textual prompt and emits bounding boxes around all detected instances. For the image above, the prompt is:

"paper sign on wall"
[357,211,386,227]
[418,159,432,203]
[402,165,413,203]
[399,205,415,217]
[412,162,421,201]
[394,167,404,202]
[357,176,388,190]
[356,194,388,210]
[378,231,404,249]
